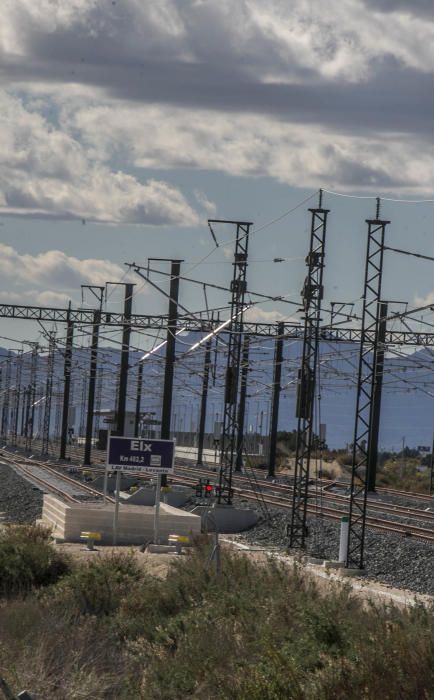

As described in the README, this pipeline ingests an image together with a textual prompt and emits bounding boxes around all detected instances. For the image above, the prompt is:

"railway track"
[235,489,434,543]
[13,449,434,529]
[323,479,434,504]
[172,461,434,526]
[169,469,434,543]
[14,436,434,506]
[174,456,434,505]
[0,450,114,504]
[1,447,433,543]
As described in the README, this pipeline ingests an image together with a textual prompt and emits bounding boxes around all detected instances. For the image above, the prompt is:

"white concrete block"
[39,495,201,545]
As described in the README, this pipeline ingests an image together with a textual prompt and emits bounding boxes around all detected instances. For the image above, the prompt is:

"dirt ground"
[219,539,434,609]
[54,542,179,578]
[279,457,343,478]
[54,539,433,609]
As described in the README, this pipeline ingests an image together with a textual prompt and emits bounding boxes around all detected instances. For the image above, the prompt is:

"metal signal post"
[1,354,12,439]
[235,333,250,472]
[42,333,56,454]
[288,192,329,548]
[83,286,104,466]
[26,344,38,450]
[160,260,182,487]
[11,350,23,447]
[60,304,74,460]
[108,283,135,436]
[366,301,388,492]
[197,337,212,466]
[429,431,434,496]
[134,361,144,438]
[268,321,285,478]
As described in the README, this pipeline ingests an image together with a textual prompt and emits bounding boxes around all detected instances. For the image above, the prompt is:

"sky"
[2,0,434,349]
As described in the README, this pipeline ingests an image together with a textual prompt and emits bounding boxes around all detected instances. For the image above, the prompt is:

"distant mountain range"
[1,337,433,451]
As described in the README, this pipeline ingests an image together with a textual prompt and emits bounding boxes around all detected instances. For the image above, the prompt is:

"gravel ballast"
[0,462,43,523]
[237,507,434,597]
[1,457,432,598]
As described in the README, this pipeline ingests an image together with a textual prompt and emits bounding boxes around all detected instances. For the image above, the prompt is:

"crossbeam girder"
[1,303,434,345]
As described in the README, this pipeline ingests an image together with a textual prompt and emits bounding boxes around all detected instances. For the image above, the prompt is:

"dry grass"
[53,541,176,578]
[377,460,431,494]
[0,530,432,699]
[0,524,71,597]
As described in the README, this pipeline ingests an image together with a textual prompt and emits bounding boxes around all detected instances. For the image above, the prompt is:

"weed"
[52,551,142,616]
[0,539,432,698]
[0,524,70,597]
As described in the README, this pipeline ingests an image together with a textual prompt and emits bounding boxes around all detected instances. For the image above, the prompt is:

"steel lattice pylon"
[216,220,252,504]
[288,196,329,548]
[347,207,389,569]
[42,333,56,454]
[95,365,103,435]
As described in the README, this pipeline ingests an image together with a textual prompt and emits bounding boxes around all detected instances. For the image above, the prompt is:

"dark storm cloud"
[362,0,434,19]
[2,1,433,144]
[3,0,434,197]
[4,0,298,86]
[2,50,433,139]
[331,160,407,189]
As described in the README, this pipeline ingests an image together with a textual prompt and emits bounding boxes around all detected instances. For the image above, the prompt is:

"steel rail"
[2,449,432,543]
[173,461,434,523]
[58,454,434,526]
[0,450,114,503]
[235,489,434,544]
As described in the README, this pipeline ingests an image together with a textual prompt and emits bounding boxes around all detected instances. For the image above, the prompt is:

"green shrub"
[134,547,434,699]
[0,524,70,597]
[53,551,143,616]
[0,540,432,699]
[0,597,139,699]
[377,460,431,493]
[337,452,353,467]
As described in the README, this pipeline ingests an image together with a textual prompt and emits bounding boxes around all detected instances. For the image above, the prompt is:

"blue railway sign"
[107,436,175,474]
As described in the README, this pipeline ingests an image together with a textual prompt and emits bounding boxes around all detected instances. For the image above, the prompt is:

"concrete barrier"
[192,504,259,533]
[38,494,201,545]
[122,484,191,507]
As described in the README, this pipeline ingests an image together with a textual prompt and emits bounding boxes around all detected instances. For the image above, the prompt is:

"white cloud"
[194,190,217,217]
[3,0,434,83]
[414,292,434,308]
[34,289,73,306]
[0,90,200,225]
[0,0,434,209]
[59,101,434,193]
[245,306,288,323]
[0,289,73,306]
[0,242,127,290]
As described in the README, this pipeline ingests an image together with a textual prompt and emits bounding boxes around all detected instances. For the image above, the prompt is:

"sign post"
[154,475,162,545]
[106,436,175,545]
[113,469,121,545]
[103,430,111,503]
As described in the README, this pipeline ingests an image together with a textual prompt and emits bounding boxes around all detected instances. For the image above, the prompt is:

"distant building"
[94,409,136,437]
